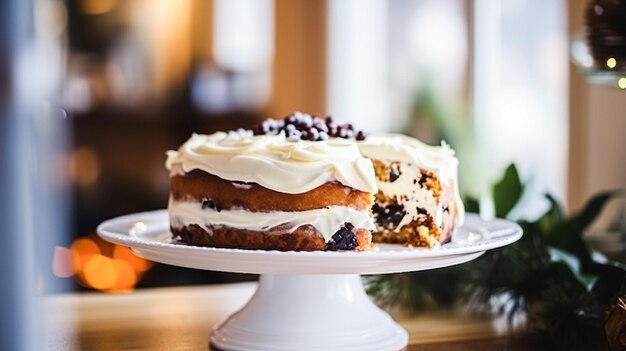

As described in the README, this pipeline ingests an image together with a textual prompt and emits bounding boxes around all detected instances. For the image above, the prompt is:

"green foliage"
[493,164,523,219]
[541,191,622,278]
[366,266,466,312]
[366,164,626,350]
[572,191,622,230]
[463,195,480,214]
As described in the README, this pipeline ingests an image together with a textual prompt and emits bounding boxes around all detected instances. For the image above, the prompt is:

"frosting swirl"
[166,130,378,194]
[358,134,458,178]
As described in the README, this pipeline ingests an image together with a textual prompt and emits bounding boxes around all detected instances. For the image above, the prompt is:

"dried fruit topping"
[252,111,367,142]
[326,222,357,251]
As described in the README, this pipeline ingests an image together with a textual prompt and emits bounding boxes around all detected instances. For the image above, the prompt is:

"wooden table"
[43,282,546,350]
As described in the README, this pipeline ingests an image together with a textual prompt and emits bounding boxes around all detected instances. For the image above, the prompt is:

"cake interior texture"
[369,160,460,247]
[359,134,465,248]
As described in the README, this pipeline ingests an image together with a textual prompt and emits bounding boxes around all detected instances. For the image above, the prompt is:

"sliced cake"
[359,134,464,247]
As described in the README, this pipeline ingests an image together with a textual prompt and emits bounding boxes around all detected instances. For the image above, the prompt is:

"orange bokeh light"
[83,254,117,290]
[64,235,154,292]
[113,245,153,272]
[71,237,101,273]
[109,259,138,292]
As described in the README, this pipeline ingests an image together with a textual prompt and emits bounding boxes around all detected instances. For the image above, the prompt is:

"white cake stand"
[98,210,522,351]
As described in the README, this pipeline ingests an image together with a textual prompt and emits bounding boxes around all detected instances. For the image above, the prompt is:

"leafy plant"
[366,164,626,350]
[493,164,523,219]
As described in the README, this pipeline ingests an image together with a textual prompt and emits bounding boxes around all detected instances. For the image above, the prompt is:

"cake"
[359,134,465,247]
[166,112,465,251]
[165,113,378,251]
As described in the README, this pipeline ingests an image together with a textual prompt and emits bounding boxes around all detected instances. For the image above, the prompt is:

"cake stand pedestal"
[211,274,406,351]
[97,210,522,351]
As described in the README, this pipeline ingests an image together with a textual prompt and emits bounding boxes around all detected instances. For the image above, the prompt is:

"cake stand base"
[210,274,408,351]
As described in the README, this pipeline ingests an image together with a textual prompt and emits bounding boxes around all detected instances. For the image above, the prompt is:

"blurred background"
[2,0,626,347]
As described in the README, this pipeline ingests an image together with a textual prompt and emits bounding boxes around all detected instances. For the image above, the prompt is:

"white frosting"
[232,182,253,190]
[359,134,457,179]
[168,198,375,242]
[359,134,465,226]
[166,131,377,195]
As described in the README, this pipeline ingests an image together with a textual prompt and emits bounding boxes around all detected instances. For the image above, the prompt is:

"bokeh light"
[83,255,117,290]
[110,259,137,292]
[113,245,153,273]
[607,57,617,69]
[71,237,101,273]
[57,235,153,292]
[69,147,101,187]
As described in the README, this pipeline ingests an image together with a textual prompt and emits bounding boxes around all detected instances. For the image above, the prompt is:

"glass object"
[571,0,626,88]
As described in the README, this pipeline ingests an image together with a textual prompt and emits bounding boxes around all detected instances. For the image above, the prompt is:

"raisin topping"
[326,223,357,251]
[201,199,222,212]
[416,207,428,216]
[252,111,368,142]
[356,130,367,141]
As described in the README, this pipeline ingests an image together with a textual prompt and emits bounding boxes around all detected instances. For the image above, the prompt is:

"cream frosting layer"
[359,134,465,226]
[168,198,375,242]
[166,131,377,195]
